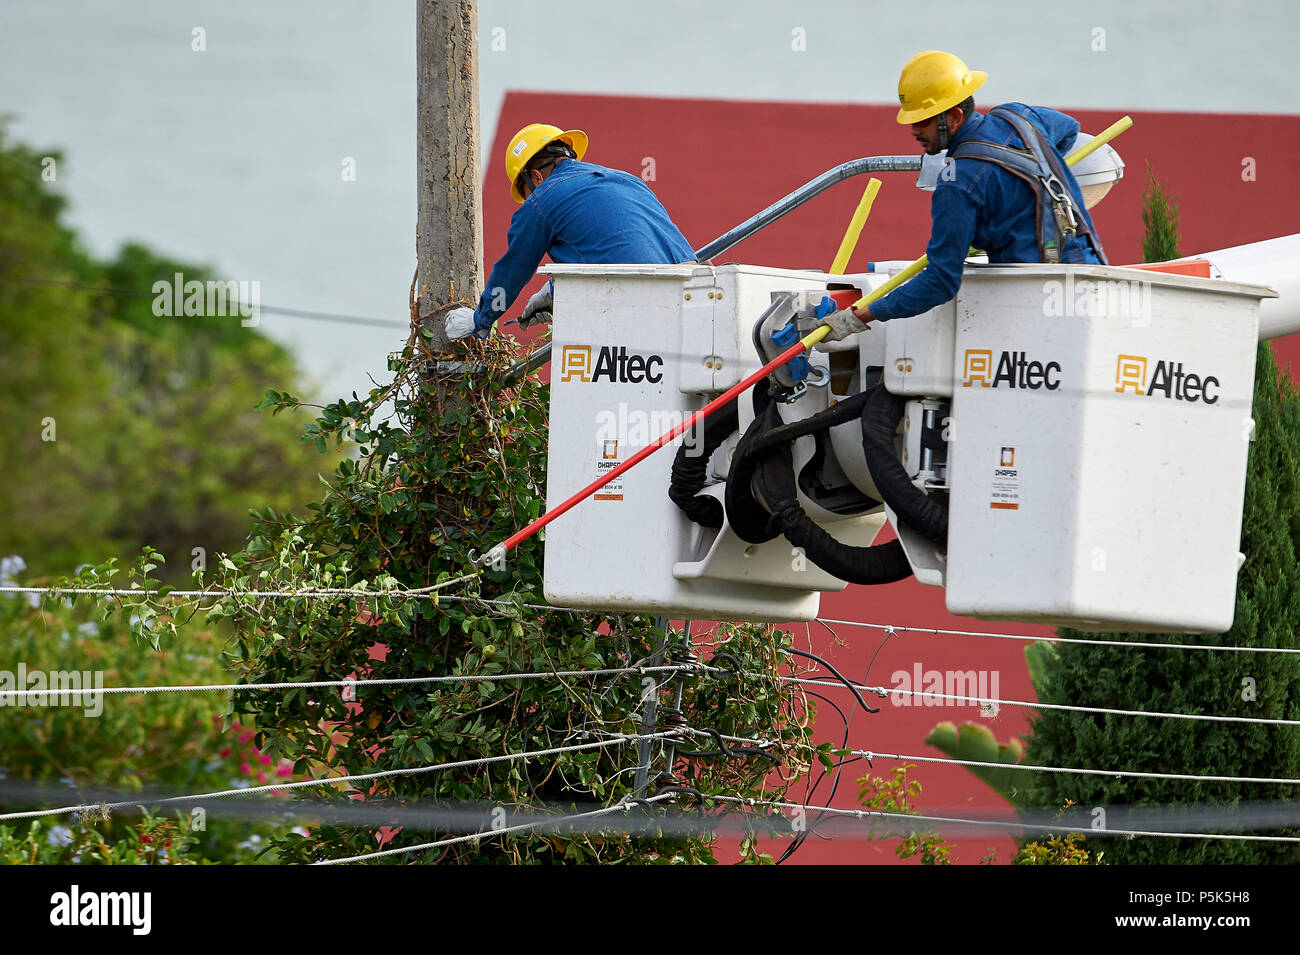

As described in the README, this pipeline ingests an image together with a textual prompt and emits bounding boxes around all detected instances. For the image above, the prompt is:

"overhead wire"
[10,583,1294,726]
[816,617,1300,655]
[0,573,482,600]
[0,664,714,702]
[776,621,889,864]
[0,730,686,823]
[9,577,1299,850]
[767,673,1300,727]
[859,750,1300,786]
[7,781,1300,846]
[14,584,1298,656]
[312,792,678,865]
[2,276,410,330]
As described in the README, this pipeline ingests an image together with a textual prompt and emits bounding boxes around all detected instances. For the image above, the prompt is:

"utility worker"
[819,51,1107,342]
[445,123,696,340]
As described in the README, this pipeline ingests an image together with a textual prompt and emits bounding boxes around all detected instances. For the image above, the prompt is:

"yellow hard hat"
[896,51,987,125]
[504,123,589,202]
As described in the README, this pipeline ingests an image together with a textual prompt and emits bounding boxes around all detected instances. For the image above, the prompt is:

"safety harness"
[949,107,1108,265]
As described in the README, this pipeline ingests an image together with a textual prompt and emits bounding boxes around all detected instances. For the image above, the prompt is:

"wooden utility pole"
[417,0,483,352]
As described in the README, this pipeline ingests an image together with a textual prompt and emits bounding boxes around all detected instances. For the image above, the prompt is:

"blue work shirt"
[473,159,696,331]
[871,104,1103,321]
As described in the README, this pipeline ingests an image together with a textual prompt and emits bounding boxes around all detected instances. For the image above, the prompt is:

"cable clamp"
[469,544,507,570]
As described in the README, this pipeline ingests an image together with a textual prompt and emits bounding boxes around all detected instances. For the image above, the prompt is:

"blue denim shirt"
[871,104,1103,321]
[473,160,696,331]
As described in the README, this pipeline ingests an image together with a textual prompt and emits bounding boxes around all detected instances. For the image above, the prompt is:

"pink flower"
[238,732,252,744]
[276,765,292,777]
[239,762,251,775]
[257,771,268,783]
[218,747,232,759]
[258,753,272,765]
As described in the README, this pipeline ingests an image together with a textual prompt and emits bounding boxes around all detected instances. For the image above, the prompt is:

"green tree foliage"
[1015,171,1300,863]
[1140,163,1182,263]
[0,812,201,866]
[0,558,292,863]
[1019,343,1300,863]
[857,764,952,865]
[192,343,815,864]
[920,173,1292,864]
[0,126,333,578]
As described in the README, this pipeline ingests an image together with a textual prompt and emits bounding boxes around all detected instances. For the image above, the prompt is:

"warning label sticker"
[990,446,1020,510]
[594,439,624,501]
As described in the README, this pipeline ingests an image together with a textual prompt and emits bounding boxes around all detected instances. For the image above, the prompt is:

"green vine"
[56,338,815,864]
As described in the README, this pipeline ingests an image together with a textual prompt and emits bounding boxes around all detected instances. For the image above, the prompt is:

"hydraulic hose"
[859,383,948,544]
[668,396,740,528]
[749,419,912,586]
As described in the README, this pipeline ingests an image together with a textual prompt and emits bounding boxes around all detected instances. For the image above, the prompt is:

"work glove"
[444,306,487,341]
[813,307,870,349]
[518,284,554,329]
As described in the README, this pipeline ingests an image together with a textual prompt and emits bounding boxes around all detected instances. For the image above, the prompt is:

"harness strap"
[950,108,1108,264]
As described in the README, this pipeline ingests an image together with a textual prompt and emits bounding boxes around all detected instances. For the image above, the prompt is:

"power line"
[16,583,1297,659]
[817,618,1300,655]
[859,750,1300,786]
[0,664,714,702]
[701,793,1300,844]
[14,578,1293,727]
[2,277,410,330]
[0,573,480,601]
[9,780,1300,848]
[0,730,685,823]
[312,793,677,865]
[771,673,1300,727]
[635,726,1300,787]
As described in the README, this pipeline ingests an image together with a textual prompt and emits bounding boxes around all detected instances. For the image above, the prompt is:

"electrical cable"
[1,277,410,330]
[859,750,1300,786]
[765,673,1300,727]
[312,792,679,864]
[817,617,1300,655]
[0,730,685,823]
[0,664,712,702]
[777,626,891,864]
[702,793,1300,844]
[781,647,878,714]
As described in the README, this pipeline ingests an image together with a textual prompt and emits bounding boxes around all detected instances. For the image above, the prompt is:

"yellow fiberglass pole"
[830,178,882,275]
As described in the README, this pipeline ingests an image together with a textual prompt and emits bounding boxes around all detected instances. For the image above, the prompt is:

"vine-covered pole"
[416,0,483,352]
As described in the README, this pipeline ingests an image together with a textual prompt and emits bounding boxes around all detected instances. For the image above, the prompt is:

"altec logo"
[962,349,1061,390]
[560,345,664,384]
[1114,354,1220,403]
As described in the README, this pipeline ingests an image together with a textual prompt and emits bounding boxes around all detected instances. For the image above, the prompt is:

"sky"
[2,0,1297,399]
